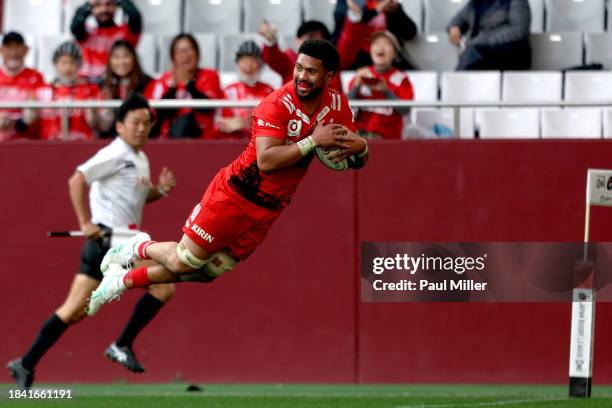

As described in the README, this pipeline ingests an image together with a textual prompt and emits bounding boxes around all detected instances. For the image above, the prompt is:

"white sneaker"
[101,232,151,275]
[87,264,127,316]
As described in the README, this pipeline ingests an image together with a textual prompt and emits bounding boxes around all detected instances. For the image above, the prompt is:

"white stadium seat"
[529,33,584,70]
[184,0,242,36]
[220,67,282,89]
[405,33,460,71]
[3,0,63,35]
[136,33,158,76]
[585,33,612,69]
[502,71,562,103]
[479,109,540,139]
[545,0,605,33]
[441,72,501,103]
[159,33,218,73]
[528,0,544,33]
[564,71,612,103]
[541,108,602,139]
[423,0,468,33]
[406,71,438,102]
[132,0,181,35]
[303,0,336,33]
[603,108,612,138]
[244,0,302,36]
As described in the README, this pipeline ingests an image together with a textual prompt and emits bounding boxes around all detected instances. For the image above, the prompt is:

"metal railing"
[4,99,612,140]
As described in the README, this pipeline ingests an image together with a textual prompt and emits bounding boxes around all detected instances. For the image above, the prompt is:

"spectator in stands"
[98,40,154,137]
[149,33,223,139]
[71,0,142,80]
[448,0,531,70]
[347,31,413,139]
[0,32,45,141]
[336,0,417,70]
[218,41,274,139]
[258,20,342,91]
[33,42,102,140]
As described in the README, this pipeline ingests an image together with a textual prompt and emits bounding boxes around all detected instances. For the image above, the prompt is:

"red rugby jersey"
[348,66,413,139]
[0,67,45,140]
[220,80,275,139]
[36,80,101,140]
[221,81,356,210]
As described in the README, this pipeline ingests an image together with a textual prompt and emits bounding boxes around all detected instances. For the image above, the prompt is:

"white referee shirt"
[77,137,151,228]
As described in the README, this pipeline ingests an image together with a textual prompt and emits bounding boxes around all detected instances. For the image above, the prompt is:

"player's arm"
[256,122,353,173]
[68,171,102,239]
[146,166,176,203]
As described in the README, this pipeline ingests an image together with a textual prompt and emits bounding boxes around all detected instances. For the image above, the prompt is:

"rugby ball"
[315,147,354,171]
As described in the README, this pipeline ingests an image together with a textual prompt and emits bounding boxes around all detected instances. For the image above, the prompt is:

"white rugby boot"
[87,264,128,316]
[101,232,151,274]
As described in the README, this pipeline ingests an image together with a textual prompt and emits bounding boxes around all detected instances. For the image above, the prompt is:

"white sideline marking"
[394,397,564,408]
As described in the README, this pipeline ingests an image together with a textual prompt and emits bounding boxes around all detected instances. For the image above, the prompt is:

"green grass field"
[1,383,611,407]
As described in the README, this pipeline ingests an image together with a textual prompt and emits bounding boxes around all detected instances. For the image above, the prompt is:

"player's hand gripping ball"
[315,147,355,171]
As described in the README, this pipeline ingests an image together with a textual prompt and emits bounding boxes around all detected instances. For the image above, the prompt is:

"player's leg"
[7,274,99,389]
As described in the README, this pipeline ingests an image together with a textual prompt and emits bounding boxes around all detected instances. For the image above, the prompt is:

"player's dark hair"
[298,40,340,74]
[116,92,151,123]
[170,33,200,62]
[297,20,331,41]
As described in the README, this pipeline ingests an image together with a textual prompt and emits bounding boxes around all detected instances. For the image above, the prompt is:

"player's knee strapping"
[176,246,237,280]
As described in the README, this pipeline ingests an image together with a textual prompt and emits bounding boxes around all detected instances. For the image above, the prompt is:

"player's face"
[110,46,135,78]
[117,108,152,150]
[172,38,198,72]
[0,43,27,72]
[237,55,262,84]
[55,55,79,81]
[92,0,116,24]
[370,36,396,69]
[293,54,331,100]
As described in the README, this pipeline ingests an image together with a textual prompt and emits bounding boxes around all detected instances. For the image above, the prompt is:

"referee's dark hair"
[298,39,340,74]
[116,92,151,123]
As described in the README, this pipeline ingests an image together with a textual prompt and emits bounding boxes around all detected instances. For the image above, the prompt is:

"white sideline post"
[569,169,612,397]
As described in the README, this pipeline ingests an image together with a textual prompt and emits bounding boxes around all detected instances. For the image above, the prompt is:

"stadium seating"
[528,0,545,33]
[37,35,72,82]
[184,0,243,36]
[423,0,469,33]
[244,0,302,36]
[158,33,218,73]
[441,72,501,103]
[399,0,423,32]
[406,71,438,102]
[220,68,283,89]
[529,33,584,70]
[3,0,63,35]
[545,0,605,33]
[502,71,562,103]
[302,0,336,33]
[564,71,612,102]
[479,108,540,139]
[603,108,612,138]
[132,0,182,35]
[585,33,612,69]
[541,108,602,138]
[404,33,460,71]
[136,33,158,75]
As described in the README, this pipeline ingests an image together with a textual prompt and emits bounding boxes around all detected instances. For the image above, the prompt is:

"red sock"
[137,241,155,259]
[123,267,151,288]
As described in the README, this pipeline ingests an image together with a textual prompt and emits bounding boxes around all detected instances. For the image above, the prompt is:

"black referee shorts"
[78,226,111,281]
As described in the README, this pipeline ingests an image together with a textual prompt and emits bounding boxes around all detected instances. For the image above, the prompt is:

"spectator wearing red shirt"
[258,20,342,92]
[98,40,154,137]
[0,32,45,141]
[149,34,223,139]
[34,42,103,140]
[219,41,274,139]
[71,0,142,80]
[347,31,413,139]
[337,0,417,70]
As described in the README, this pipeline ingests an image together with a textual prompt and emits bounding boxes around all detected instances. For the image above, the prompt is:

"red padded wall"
[2,140,612,384]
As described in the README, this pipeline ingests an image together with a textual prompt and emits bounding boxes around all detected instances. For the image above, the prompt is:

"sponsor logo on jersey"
[287,119,302,137]
[257,118,280,129]
[296,109,310,124]
[316,106,330,123]
[191,223,215,244]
